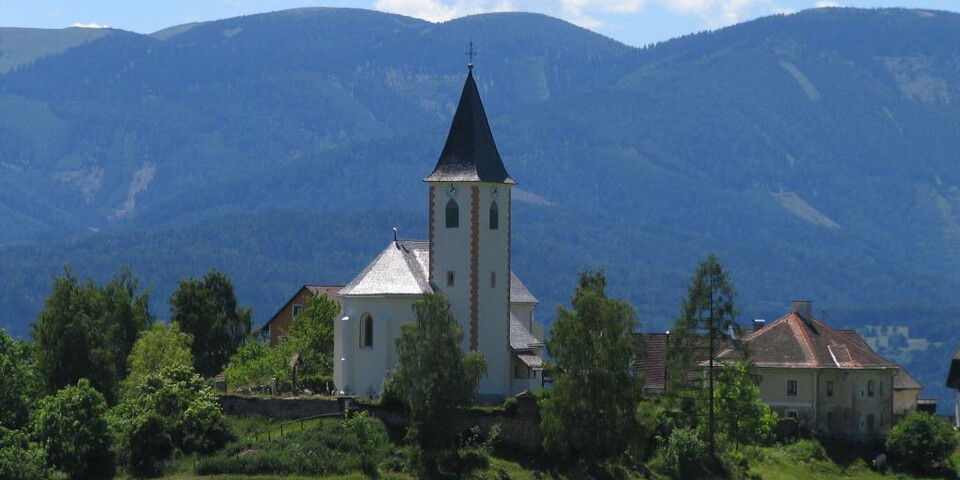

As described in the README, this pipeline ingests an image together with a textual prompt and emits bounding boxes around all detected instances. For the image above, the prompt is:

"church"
[332,65,546,401]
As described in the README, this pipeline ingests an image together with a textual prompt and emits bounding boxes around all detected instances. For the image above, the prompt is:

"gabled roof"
[260,284,343,331]
[717,312,895,369]
[510,313,543,351]
[633,333,669,390]
[339,239,536,303]
[893,365,922,390]
[339,240,432,297]
[424,69,514,184]
[510,272,539,304]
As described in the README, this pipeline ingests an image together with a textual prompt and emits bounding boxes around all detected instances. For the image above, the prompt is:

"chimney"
[791,300,813,325]
[753,319,766,331]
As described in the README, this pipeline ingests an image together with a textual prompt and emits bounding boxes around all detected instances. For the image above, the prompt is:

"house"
[946,349,960,427]
[892,366,922,420]
[331,65,545,401]
[716,300,898,439]
[261,285,341,346]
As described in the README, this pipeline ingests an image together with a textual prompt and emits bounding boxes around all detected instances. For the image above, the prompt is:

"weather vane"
[466,40,476,70]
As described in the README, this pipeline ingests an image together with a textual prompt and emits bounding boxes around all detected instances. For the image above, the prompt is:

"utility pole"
[708,270,715,456]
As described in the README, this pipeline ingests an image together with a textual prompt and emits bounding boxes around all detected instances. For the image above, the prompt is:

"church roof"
[510,272,538,304]
[339,240,432,296]
[424,69,515,184]
[510,313,543,351]
[339,239,535,303]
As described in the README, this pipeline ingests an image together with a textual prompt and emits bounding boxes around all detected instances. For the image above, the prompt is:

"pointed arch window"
[489,201,499,230]
[445,199,459,228]
[360,313,373,348]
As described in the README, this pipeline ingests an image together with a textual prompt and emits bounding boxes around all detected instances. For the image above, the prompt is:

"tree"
[390,293,482,475]
[0,426,66,480]
[540,270,641,465]
[32,267,150,404]
[283,293,338,384]
[33,379,114,480]
[123,322,193,396]
[0,330,34,430]
[886,411,957,474]
[170,269,251,377]
[667,254,741,452]
[707,362,776,446]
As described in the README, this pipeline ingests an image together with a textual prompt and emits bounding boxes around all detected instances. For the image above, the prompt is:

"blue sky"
[1,0,958,47]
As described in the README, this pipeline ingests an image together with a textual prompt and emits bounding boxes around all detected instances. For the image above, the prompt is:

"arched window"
[489,201,499,230]
[445,199,459,228]
[360,313,373,348]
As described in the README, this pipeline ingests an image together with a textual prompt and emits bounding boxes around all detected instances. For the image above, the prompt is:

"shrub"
[652,427,711,479]
[33,379,114,480]
[117,412,172,478]
[783,438,828,464]
[113,364,232,476]
[343,412,389,475]
[196,416,389,476]
[886,411,957,474]
[0,426,66,480]
[502,396,518,415]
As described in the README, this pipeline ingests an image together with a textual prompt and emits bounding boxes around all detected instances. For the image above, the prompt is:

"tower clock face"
[445,184,458,198]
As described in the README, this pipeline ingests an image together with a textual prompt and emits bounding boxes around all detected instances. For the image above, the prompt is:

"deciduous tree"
[540,270,641,465]
[32,267,150,404]
[123,322,193,396]
[390,293,482,475]
[34,379,114,480]
[0,330,34,430]
[170,269,251,377]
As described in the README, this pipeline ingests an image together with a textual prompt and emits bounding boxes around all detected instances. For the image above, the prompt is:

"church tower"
[425,65,515,398]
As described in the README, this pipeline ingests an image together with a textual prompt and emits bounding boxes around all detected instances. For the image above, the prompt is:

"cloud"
[375,0,791,31]
[814,1,842,7]
[71,22,111,29]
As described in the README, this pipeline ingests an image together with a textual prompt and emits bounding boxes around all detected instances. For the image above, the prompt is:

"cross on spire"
[466,41,476,70]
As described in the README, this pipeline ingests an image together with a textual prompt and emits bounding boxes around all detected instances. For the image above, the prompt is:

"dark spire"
[424,68,515,184]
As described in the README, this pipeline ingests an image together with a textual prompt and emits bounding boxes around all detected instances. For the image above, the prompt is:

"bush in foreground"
[0,426,66,480]
[886,411,957,475]
[197,413,390,476]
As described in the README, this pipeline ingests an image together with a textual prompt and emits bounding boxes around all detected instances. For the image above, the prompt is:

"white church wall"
[335,296,420,397]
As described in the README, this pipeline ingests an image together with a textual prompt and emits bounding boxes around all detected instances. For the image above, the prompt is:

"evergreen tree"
[666,254,742,452]
[170,269,251,377]
[540,270,641,466]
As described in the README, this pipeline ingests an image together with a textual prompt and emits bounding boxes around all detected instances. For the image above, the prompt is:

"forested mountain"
[2,7,960,407]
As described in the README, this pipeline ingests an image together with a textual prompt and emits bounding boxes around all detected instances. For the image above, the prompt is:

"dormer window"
[489,201,499,230]
[445,199,459,228]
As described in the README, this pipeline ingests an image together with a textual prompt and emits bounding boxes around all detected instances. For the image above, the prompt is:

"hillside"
[2,7,960,408]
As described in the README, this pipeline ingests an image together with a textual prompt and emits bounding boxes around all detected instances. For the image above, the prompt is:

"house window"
[489,201,499,230]
[867,413,875,433]
[446,271,455,287]
[879,381,883,396]
[360,313,373,348]
[787,380,798,397]
[490,271,496,288]
[292,304,303,318]
[445,199,459,228]
[867,380,875,397]
[514,365,522,378]
[826,380,834,397]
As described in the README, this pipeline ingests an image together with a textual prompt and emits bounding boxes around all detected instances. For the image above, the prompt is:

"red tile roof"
[717,312,895,369]
[633,333,669,390]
